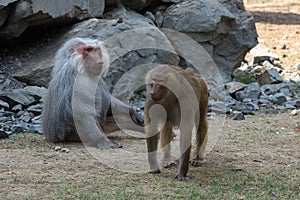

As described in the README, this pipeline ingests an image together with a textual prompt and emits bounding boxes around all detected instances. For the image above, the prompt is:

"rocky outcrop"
[1,0,257,84]
[0,0,105,38]
[162,0,258,82]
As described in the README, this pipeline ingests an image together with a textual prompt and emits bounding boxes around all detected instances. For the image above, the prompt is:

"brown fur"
[144,65,208,180]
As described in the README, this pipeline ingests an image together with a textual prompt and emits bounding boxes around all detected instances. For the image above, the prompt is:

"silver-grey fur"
[42,37,143,149]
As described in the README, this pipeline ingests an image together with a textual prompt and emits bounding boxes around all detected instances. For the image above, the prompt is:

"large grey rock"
[0,88,41,107]
[225,81,246,94]
[0,0,105,38]
[13,12,180,91]
[162,0,258,82]
[0,0,17,8]
[235,82,260,102]
[269,93,287,105]
[257,69,283,85]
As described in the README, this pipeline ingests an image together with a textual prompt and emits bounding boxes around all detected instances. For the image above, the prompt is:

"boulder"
[13,11,180,94]
[162,0,258,82]
[0,88,41,107]
[235,82,261,102]
[257,69,283,85]
[0,0,105,38]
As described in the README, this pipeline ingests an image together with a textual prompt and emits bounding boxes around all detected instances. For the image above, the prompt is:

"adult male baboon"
[145,65,208,180]
[42,37,143,149]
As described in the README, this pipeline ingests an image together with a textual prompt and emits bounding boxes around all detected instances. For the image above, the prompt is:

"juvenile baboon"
[42,37,143,149]
[144,65,208,180]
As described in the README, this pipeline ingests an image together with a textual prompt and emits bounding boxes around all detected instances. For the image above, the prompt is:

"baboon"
[42,37,143,149]
[144,65,208,180]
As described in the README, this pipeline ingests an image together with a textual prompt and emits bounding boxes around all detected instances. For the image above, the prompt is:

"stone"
[27,104,43,115]
[27,124,43,134]
[291,109,300,116]
[289,72,300,83]
[0,99,9,109]
[257,69,283,85]
[225,81,246,94]
[162,0,258,82]
[269,93,287,105]
[13,14,179,88]
[235,82,261,102]
[264,106,278,115]
[260,84,278,95]
[19,111,34,123]
[122,0,155,12]
[247,45,279,66]
[24,86,47,99]
[232,112,245,120]
[0,88,40,107]
[11,124,24,133]
[0,130,9,139]
[12,104,22,112]
[208,100,227,114]
[0,0,105,38]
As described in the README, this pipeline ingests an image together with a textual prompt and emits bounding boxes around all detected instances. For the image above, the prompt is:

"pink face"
[76,42,105,76]
[148,82,167,102]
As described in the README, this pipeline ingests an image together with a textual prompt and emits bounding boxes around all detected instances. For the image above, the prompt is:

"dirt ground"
[244,0,300,68]
[0,0,299,199]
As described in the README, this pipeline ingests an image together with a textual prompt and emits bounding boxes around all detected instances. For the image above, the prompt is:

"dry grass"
[0,113,299,199]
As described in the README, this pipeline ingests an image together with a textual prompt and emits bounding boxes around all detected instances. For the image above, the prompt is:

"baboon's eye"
[86,47,94,52]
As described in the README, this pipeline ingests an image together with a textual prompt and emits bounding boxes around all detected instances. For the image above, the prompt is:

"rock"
[12,104,22,112]
[11,124,24,133]
[208,100,227,114]
[162,0,258,82]
[104,0,121,11]
[269,93,287,105]
[0,0,105,38]
[27,124,43,134]
[0,2,13,27]
[263,106,278,115]
[225,81,246,94]
[232,111,245,120]
[289,72,300,83]
[24,86,47,99]
[257,69,283,85]
[291,109,300,116]
[239,105,254,115]
[13,13,179,88]
[162,0,183,3]
[0,130,9,139]
[294,62,300,70]
[27,104,43,115]
[243,98,259,111]
[0,88,41,107]
[283,102,296,110]
[0,116,9,123]
[122,0,155,12]
[0,99,9,109]
[260,84,277,96]
[235,82,261,102]
[19,111,34,123]
[247,45,279,66]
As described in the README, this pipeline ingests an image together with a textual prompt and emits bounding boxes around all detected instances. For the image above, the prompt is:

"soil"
[244,0,300,68]
[0,1,299,199]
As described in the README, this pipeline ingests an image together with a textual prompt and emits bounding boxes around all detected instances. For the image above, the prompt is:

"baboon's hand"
[130,108,144,126]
